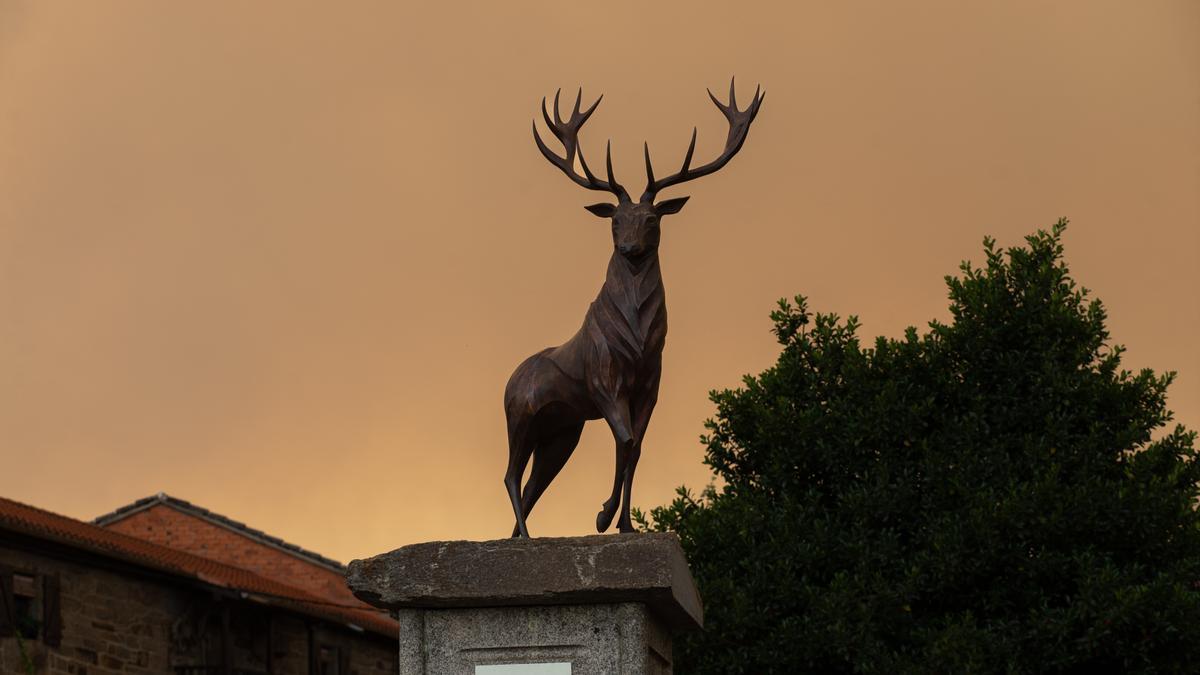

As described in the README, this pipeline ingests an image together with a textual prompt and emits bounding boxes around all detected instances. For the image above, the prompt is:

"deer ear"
[584,203,617,218]
[654,196,690,215]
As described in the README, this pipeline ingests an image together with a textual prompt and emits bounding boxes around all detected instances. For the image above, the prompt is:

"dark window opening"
[12,574,39,639]
[318,645,341,675]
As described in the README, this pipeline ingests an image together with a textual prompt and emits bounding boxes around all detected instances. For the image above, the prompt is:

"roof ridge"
[93,492,347,572]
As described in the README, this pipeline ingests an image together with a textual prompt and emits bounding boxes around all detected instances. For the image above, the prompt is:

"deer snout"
[618,243,650,259]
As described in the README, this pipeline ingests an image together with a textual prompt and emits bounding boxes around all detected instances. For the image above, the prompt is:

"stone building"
[0,495,398,675]
[92,494,365,620]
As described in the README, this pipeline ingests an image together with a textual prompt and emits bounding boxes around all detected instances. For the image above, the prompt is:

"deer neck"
[605,248,663,305]
[591,250,666,363]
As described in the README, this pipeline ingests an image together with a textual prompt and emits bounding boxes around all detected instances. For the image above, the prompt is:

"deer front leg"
[617,371,661,533]
[596,397,635,533]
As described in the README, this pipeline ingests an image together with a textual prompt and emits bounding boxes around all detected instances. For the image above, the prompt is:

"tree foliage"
[638,221,1200,673]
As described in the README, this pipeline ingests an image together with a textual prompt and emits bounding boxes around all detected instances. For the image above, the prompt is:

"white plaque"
[474,664,572,675]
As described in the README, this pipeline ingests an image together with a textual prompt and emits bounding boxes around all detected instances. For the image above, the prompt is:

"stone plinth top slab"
[346,533,703,632]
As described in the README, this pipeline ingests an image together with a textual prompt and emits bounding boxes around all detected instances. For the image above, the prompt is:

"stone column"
[346,533,703,675]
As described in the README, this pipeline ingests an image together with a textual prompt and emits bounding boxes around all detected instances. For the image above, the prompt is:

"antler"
[533,88,629,202]
[641,78,765,203]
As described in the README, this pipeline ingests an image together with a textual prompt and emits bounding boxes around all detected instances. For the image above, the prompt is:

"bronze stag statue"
[504,79,765,537]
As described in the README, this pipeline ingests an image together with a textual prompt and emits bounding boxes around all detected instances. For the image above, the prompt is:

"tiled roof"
[93,492,345,573]
[0,495,396,638]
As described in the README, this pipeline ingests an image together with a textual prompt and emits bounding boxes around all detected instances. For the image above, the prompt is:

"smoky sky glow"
[0,0,1196,562]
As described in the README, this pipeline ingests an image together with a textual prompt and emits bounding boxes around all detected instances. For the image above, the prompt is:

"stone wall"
[1,545,182,674]
[0,544,397,675]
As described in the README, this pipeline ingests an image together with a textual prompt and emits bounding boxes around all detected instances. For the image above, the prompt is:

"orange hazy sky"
[1,1,1196,563]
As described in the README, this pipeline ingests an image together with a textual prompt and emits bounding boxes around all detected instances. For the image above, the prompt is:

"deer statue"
[504,79,765,537]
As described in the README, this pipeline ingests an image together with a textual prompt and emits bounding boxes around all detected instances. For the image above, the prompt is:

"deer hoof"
[596,504,617,532]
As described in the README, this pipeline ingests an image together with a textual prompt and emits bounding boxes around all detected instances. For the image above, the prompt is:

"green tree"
[638,221,1200,673]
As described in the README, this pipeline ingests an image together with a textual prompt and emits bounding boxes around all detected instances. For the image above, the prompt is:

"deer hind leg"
[505,414,536,538]
[597,399,635,533]
[516,422,584,532]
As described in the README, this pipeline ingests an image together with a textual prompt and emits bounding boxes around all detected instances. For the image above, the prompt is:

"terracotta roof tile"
[0,495,396,638]
[94,493,345,572]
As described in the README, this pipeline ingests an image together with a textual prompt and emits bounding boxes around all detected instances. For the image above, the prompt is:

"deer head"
[533,79,765,261]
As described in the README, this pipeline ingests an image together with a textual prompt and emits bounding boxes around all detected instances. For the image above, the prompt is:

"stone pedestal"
[346,533,703,675]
